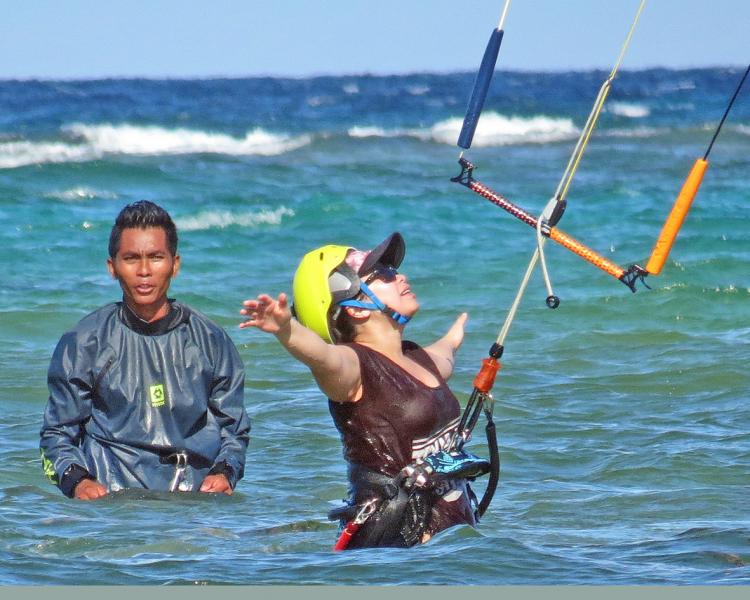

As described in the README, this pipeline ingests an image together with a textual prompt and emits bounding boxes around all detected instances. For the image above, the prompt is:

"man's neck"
[120,299,184,336]
[124,299,170,323]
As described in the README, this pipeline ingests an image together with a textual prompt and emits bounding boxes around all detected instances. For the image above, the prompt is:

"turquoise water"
[1,69,749,584]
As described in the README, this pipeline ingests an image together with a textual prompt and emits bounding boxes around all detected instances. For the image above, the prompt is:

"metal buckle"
[168,452,189,492]
[353,498,379,525]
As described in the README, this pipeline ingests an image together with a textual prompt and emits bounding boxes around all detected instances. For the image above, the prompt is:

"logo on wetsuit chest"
[149,383,167,408]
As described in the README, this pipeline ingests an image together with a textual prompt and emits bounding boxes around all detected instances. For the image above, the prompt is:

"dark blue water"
[1,68,749,585]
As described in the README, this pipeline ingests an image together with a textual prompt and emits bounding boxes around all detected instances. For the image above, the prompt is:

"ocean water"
[1,68,749,585]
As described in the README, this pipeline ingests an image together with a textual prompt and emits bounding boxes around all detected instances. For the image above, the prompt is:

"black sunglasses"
[363,264,399,285]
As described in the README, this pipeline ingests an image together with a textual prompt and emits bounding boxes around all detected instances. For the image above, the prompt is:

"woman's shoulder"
[402,340,437,369]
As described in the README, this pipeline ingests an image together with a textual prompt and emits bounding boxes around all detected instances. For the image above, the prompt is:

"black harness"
[329,464,431,548]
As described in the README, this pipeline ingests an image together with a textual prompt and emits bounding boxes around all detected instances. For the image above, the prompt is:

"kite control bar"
[452,157,649,292]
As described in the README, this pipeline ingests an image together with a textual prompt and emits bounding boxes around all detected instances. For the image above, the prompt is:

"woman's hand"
[239,293,292,335]
[424,312,469,381]
[444,312,468,352]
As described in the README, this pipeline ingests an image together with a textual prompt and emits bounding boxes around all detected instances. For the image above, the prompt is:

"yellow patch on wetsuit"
[40,450,58,483]
[149,383,167,408]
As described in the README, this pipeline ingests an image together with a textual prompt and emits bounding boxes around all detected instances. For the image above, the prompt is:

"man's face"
[107,227,180,322]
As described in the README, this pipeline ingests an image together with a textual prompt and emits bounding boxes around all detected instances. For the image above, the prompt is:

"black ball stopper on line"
[546,295,560,309]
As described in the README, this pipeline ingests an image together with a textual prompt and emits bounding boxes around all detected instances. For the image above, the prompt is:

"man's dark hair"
[108,200,178,258]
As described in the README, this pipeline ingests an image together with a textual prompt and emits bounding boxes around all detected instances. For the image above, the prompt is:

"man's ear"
[106,257,116,279]
[171,254,181,278]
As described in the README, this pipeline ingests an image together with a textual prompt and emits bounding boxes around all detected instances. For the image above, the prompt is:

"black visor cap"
[358,232,405,275]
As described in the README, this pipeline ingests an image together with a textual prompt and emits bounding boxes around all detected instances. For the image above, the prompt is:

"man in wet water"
[40,201,250,499]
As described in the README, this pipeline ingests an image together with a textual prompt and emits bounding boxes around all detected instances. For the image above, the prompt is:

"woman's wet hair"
[108,200,178,258]
[331,283,378,343]
[331,307,356,343]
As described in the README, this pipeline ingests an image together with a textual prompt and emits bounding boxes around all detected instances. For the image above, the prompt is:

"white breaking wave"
[306,95,334,107]
[346,112,579,146]
[44,186,119,201]
[737,125,750,136]
[65,123,311,156]
[0,123,311,169]
[427,112,579,146]
[608,102,650,118]
[0,140,96,169]
[348,125,397,138]
[407,85,431,96]
[175,206,295,232]
[602,126,662,138]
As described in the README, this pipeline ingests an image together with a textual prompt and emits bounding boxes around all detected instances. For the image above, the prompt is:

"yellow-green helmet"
[292,244,360,343]
[292,233,406,343]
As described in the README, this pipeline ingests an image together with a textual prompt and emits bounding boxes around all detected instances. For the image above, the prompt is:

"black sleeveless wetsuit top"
[328,341,476,535]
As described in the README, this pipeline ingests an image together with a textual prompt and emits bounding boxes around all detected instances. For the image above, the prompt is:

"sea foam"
[608,102,651,118]
[0,140,96,169]
[44,187,120,201]
[346,112,579,146]
[603,126,662,138]
[406,85,431,96]
[0,124,311,169]
[65,123,311,157]
[348,126,395,138]
[427,112,579,146]
[174,206,295,232]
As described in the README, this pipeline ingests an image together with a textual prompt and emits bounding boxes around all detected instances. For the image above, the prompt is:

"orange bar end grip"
[645,158,709,275]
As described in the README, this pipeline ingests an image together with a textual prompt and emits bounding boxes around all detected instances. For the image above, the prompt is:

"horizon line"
[1,63,746,83]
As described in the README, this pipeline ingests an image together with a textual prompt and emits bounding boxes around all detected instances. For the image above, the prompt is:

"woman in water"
[240,233,485,548]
